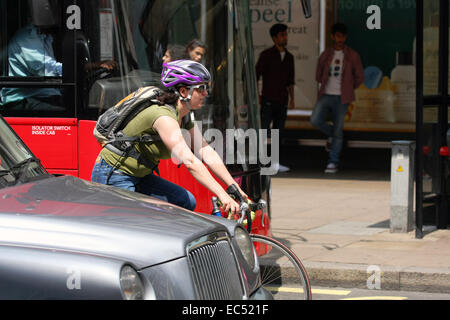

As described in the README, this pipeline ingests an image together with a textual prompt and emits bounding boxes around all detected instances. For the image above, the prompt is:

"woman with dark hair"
[162,44,186,63]
[91,60,245,214]
[185,39,207,62]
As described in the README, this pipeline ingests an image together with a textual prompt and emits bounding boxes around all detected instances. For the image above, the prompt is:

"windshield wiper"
[10,157,40,169]
[0,170,12,177]
[0,169,17,188]
[9,157,42,182]
[0,157,45,188]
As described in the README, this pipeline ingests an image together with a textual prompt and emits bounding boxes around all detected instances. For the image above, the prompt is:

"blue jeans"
[91,158,196,211]
[310,95,349,165]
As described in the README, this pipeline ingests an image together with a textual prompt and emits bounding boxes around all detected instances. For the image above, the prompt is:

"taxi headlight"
[120,265,145,300]
[234,227,256,270]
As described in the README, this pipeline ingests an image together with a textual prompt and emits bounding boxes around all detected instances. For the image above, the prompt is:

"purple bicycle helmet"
[161,59,211,88]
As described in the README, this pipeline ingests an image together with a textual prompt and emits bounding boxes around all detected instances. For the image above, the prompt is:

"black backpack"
[93,86,173,167]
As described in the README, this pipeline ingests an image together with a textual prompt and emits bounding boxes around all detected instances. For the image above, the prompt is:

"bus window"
[135,0,259,133]
[0,0,121,118]
[76,0,147,117]
[127,0,259,173]
[0,0,75,117]
[78,0,260,136]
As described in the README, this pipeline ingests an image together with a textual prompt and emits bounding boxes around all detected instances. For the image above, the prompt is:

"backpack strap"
[104,131,161,169]
[105,142,158,171]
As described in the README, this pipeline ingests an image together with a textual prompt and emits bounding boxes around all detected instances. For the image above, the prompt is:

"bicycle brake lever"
[237,202,252,232]
[257,199,267,228]
[237,202,249,223]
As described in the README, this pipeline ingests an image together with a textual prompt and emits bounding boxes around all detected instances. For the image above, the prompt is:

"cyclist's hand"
[218,193,240,216]
[236,186,249,202]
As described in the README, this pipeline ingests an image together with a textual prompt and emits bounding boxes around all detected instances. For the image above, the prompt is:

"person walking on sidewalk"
[256,23,295,173]
[310,23,364,173]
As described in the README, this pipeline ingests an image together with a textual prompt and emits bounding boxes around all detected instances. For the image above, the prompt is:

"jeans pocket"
[91,163,107,184]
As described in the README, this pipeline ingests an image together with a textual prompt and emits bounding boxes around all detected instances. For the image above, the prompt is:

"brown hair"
[165,44,187,61]
[156,90,179,106]
[185,39,207,55]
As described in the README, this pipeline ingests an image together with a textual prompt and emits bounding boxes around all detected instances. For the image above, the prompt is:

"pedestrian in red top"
[310,23,364,173]
[256,23,295,173]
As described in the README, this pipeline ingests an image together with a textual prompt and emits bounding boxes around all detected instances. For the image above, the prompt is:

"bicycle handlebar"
[226,185,252,232]
[211,185,268,233]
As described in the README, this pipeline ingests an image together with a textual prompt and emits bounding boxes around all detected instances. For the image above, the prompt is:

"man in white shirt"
[310,23,364,173]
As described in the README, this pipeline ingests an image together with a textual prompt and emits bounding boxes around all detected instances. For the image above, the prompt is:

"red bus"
[0,0,272,235]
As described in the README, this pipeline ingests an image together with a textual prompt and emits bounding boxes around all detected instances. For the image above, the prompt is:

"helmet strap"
[176,86,196,112]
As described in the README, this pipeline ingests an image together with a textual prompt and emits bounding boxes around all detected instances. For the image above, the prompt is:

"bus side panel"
[158,159,215,214]
[5,118,78,176]
[78,120,102,181]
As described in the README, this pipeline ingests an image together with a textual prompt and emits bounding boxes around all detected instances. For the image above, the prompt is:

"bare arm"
[189,123,248,199]
[153,116,240,214]
[288,85,295,109]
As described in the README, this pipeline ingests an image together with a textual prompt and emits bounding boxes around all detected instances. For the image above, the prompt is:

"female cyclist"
[91,59,245,214]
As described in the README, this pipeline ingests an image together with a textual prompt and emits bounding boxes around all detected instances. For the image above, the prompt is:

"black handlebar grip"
[226,184,244,202]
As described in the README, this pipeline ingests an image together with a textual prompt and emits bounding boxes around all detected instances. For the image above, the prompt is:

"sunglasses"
[189,84,209,93]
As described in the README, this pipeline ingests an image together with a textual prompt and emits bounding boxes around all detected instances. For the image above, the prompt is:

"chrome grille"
[187,232,244,300]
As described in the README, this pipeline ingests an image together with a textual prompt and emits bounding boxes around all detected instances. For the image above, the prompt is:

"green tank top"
[100,104,195,177]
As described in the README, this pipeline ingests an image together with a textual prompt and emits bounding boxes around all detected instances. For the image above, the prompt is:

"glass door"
[416,0,449,238]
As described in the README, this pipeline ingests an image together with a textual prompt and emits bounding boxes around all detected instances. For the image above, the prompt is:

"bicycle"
[212,185,312,300]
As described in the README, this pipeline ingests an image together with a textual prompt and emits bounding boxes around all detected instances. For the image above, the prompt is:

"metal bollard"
[390,141,416,233]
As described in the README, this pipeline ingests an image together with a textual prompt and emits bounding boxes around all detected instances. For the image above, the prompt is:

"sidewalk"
[270,149,450,294]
